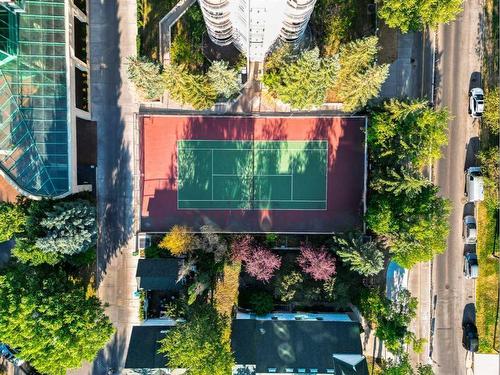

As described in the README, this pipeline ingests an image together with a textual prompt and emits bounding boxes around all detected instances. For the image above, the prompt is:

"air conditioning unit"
[137,233,151,251]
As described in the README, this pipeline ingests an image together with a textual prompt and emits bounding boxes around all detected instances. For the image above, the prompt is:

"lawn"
[476,201,499,353]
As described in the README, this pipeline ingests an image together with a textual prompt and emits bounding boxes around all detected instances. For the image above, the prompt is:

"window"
[298,369,306,373]
[74,67,89,112]
[268,369,277,373]
[310,370,318,374]
[326,369,335,374]
[285,369,294,373]
[74,16,88,62]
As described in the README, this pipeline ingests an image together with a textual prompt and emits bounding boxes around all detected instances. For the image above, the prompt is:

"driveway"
[68,0,140,374]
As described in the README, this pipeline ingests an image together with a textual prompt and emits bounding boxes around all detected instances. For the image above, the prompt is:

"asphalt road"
[433,0,482,373]
[69,0,139,374]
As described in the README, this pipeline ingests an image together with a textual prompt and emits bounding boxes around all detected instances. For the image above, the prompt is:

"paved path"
[432,0,482,373]
[69,0,140,374]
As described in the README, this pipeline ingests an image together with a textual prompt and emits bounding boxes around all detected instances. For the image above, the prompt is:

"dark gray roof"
[124,326,170,370]
[231,319,368,374]
[136,258,183,291]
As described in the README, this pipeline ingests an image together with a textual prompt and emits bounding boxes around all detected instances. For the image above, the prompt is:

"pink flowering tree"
[230,235,254,262]
[297,245,336,281]
[245,246,282,282]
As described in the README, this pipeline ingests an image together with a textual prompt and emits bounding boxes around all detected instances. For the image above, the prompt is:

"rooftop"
[0,0,69,196]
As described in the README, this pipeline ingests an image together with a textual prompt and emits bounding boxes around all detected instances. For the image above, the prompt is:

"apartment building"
[199,0,317,61]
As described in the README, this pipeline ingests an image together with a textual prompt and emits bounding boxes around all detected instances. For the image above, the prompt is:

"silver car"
[463,215,477,244]
[464,252,479,279]
[469,88,485,118]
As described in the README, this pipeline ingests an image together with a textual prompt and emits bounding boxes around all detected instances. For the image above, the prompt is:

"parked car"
[465,167,484,202]
[462,322,479,352]
[469,88,485,118]
[0,343,24,366]
[463,215,477,244]
[464,252,479,279]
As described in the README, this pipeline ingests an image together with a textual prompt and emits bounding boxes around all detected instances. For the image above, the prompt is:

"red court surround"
[140,115,366,233]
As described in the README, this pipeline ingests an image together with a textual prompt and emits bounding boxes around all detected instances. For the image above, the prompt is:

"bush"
[159,225,197,256]
[231,235,254,262]
[249,291,274,315]
[275,271,304,302]
[297,245,336,281]
[483,87,500,134]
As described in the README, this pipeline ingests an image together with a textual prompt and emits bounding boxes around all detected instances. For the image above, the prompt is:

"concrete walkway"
[68,0,140,374]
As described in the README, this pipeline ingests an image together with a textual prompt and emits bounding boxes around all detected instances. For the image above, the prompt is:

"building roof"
[136,258,183,291]
[231,317,368,374]
[0,0,69,196]
[124,325,170,370]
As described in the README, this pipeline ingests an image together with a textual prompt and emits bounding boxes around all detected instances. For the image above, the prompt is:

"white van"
[465,167,484,202]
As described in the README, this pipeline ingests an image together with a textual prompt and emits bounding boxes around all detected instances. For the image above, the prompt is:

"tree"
[371,168,432,197]
[334,234,384,276]
[379,0,463,33]
[198,225,227,263]
[244,246,282,282]
[360,288,419,354]
[381,354,435,375]
[297,245,336,281]
[35,200,96,256]
[231,234,254,262]
[0,201,26,242]
[369,99,450,168]
[367,185,451,268]
[333,36,389,111]
[263,48,339,109]
[127,56,165,100]
[483,87,500,134]
[12,238,62,266]
[158,305,234,375]
[163,64,217,110]
[0,265,114,375]
[159,225,197,256]
[214,261,241,318]
[207,61,241,99]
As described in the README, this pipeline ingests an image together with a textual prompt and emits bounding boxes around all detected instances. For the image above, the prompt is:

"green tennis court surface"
[177,140,328,210]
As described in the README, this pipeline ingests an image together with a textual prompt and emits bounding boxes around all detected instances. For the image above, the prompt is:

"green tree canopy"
[0,265,114,375]
[369,99,450,169]
[207,60,241,99]
[334,234,385,276]
[0,200,26,242]
[127,56,165,100]
[379,0,463,33]
[158,305,234,375]
[360,289,418,354]
[263,48,339,109]
[333,36,389,111]
[367,185,451,268]
[163,64,217,110]
[35,200,97,256]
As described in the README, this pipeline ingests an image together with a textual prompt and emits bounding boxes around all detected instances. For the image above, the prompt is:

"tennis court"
[177,140,327,210]
[140,115,366,233]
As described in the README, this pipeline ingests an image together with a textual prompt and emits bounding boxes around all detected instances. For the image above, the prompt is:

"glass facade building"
[0,0,69,196]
